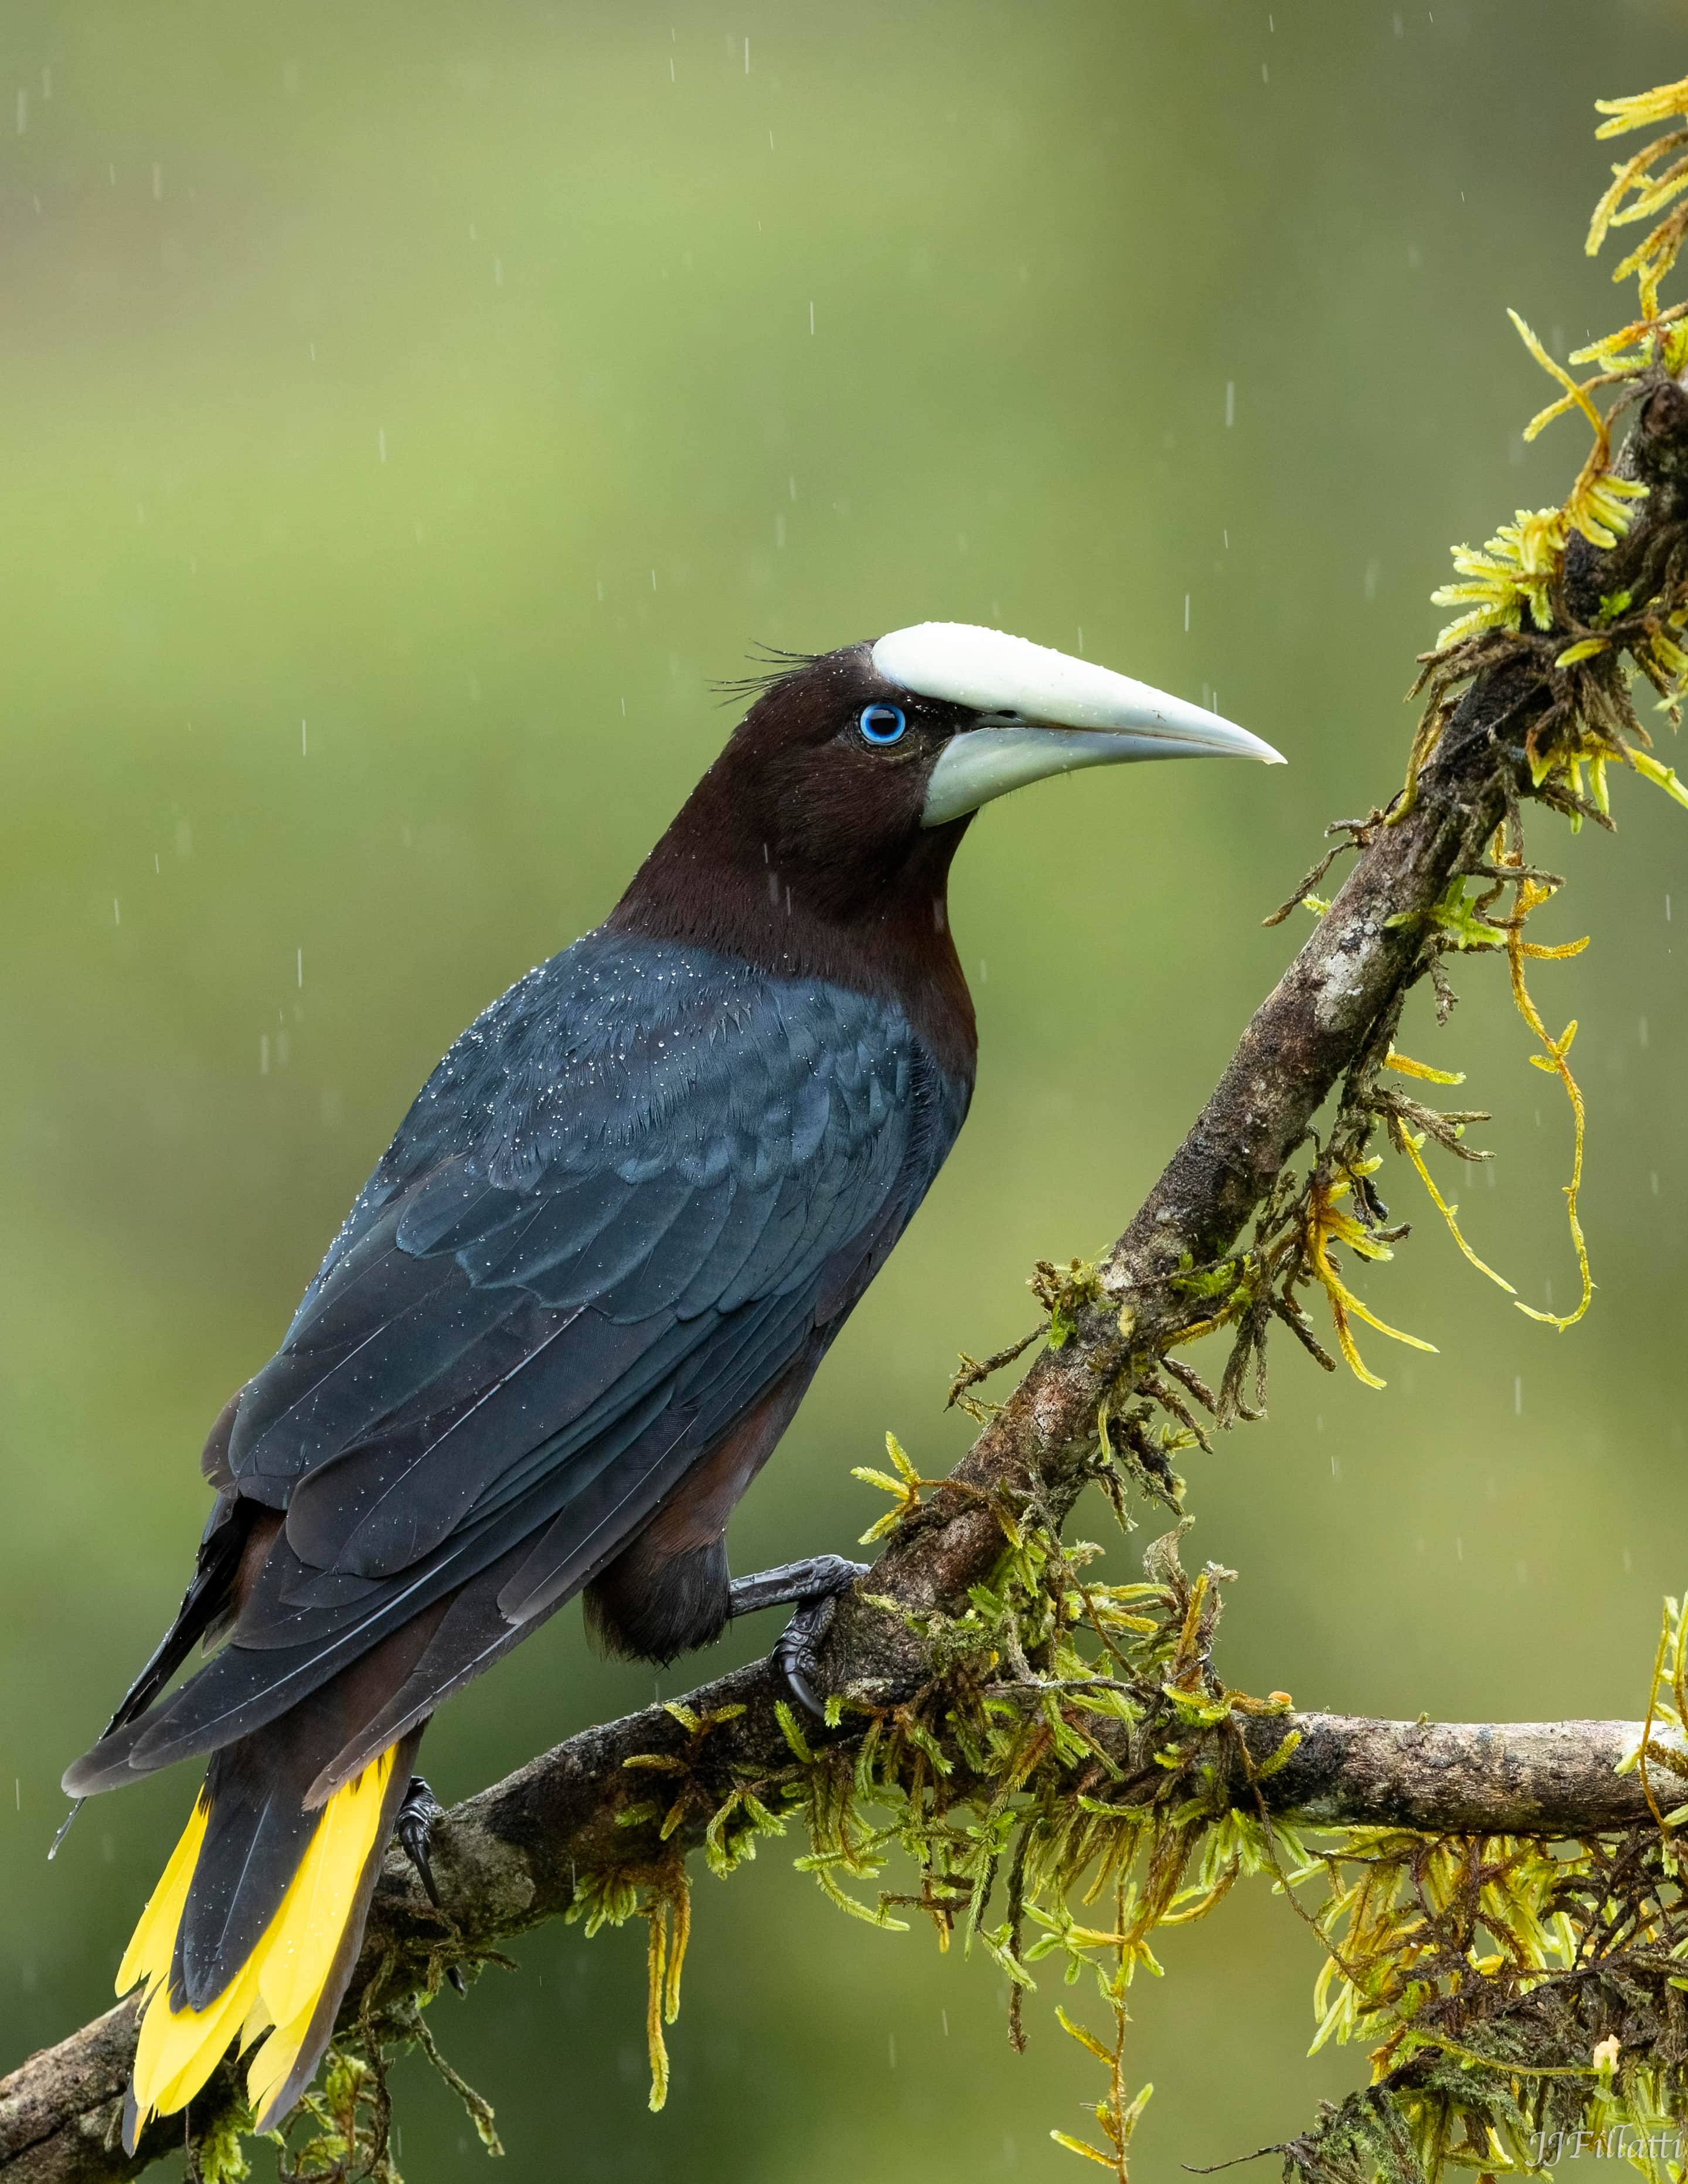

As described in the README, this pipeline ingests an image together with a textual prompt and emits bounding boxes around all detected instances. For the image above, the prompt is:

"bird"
[61,621,1283,2148]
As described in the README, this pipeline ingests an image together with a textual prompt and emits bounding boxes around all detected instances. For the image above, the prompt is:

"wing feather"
[66,933,971,1797]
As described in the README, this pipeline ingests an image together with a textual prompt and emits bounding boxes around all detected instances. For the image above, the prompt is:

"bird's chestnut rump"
[62,623,1282,2145]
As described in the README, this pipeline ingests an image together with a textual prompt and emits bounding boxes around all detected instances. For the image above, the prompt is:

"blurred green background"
[4,2,1687,2175]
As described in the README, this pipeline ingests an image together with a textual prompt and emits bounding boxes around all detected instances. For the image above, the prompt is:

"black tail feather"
[95,1484,254,1747]
[170,1610,450,2007]
[247,1728,423,2137]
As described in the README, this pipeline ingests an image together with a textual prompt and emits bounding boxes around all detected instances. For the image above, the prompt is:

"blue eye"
[859,703,906,746]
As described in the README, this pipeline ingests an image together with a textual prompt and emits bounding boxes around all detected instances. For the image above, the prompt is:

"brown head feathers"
[608,642,979,1075]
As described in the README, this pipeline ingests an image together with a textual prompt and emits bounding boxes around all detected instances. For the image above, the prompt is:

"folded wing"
[67,934,969,1798]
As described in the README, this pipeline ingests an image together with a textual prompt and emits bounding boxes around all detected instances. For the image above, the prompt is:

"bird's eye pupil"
[859,703,907,746]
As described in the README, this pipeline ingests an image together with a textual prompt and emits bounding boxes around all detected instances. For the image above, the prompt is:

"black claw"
[394,1775,466,1989]
[726,1553,867,1717]
[395,1774,446,1910]
[775,1593,841,1718]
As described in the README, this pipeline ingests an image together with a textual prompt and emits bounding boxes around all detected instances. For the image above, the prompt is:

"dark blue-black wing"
[67,933,969,1796]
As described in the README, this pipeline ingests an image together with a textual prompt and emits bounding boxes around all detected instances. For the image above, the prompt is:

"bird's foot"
[395,1774,445,1904]
[728,1554,867,1716]
[394,1774,467,1992]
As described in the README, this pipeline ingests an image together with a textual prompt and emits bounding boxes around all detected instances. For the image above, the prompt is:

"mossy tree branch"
[3,1691,1684,2184]
[838,373,1688,1696]
[9,298,1688,2184]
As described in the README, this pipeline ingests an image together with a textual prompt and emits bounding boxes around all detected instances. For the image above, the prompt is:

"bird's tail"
[116,1735,413,2149]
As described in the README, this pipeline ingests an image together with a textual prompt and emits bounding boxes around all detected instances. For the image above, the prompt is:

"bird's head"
[615,623,1284,1037]
[705,622,1284,908]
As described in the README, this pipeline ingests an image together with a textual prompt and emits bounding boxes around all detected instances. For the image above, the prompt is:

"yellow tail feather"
[120,1745,397,2136]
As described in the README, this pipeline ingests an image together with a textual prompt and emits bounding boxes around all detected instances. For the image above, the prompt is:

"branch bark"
[5,1681,1683,2184]
[11,377,1688,2184]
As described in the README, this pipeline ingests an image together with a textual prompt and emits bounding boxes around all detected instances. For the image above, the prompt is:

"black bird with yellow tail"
[63,622,1284,2144]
